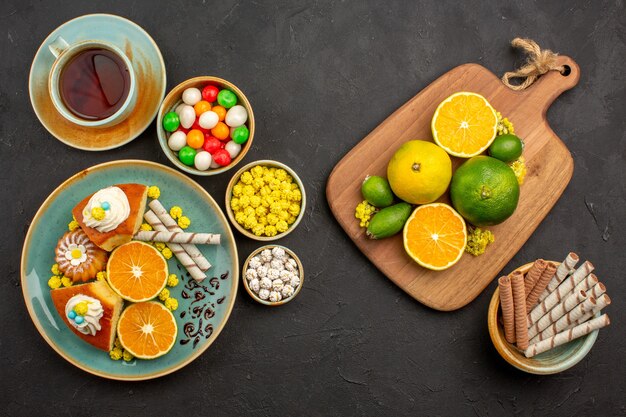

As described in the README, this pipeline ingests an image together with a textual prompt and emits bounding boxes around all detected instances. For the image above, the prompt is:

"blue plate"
[29,14,166,150]
[21,160,239,380]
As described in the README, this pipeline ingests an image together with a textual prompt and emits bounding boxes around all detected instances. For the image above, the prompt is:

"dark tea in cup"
[59,48,131,120]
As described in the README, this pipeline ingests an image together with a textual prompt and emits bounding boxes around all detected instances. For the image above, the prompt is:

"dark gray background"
[2,0,624,416]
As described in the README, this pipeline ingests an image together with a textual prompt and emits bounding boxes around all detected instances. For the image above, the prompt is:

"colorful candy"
[202,85,219,102]
[168,131,187,151]
[179,105,196,129]
[225,105,247,127]
[194,151,213,171]
[198,111,219,130]
[178,146,196,166]
[164,84,248,170]
[217,90,237,108]
[162,112,180,132]
[232,126,249,144]
[182,88,202,106]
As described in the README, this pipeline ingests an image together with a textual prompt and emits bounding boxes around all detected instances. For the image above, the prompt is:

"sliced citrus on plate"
[117,301,177,359]
[403,203,467,271]
[107,241,168,302]
[431,92,498,157]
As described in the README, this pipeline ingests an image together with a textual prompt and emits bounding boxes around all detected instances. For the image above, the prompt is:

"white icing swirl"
[65,294,104,336]
[82,186,130,232]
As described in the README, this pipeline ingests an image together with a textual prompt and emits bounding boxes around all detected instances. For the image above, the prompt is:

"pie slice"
[72,183,148,251]
[50,280,124,351]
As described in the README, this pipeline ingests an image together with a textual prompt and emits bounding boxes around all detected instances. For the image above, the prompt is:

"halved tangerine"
[107,241,168,302]
[403,203,467,271]
[117,301,177,359]
[431,92,498,158]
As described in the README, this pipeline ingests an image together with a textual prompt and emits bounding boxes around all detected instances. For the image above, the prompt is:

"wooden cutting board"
[326,56,580,311]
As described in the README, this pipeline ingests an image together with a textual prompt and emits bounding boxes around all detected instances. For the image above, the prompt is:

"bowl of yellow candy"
[225,160,306,241]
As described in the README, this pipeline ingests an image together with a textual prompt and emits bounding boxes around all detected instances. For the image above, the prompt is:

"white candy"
[260,277,272,290]
[182,87,202,106]
[270,259,284,271]
[280,270,292,283]
[288,258,298,269]
[272,279,284,292]
[271,247,286,259]
[248,257,261,270]
[225,105,248,127]
[167,131,187,151]
[249,278,260,293]
[256,265,268,278]
[224,141,241,159]
[198,111,219,129]
[194,151,212,171]
[175,103,186,115]
[179,105,196,129]
[260,249,273,263]
[210,158,221,169]
[269,291,282,303]
[267,268,280,281]
[284,260,297,272]
[281,284,294,298]
[258,288,270,300]
[290,275,301,288]
[245,268,257,281]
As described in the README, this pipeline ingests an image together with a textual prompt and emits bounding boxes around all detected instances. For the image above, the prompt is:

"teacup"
[48,36,137,128]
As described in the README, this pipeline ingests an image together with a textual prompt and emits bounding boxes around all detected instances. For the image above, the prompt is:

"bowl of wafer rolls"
[488,253,611,374]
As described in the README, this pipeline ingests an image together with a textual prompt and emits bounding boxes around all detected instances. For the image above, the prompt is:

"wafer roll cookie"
[573,294,611,327]
[528,290,587,340]
[525,314,610,358]
[524,259,547,296]
[531,296,597,343]
[149,200,211,272]
[498,276,516,344]
[134,230,221,245]
[527,261,593,325]
[510,272,529,350]
[526,263,557,312]
[539,252,579,302]
[144,211,207,282]
[587,282,606,299]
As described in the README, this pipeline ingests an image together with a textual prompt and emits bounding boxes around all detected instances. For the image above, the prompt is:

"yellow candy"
[264,225,278,237]
[270,190,281,199]
[140,223,153,231]
[170,206,183,220]
[243,185,255,196]
[61,276,72,287]
[270,202,282,214]
[158,288,170,301]
[167,274,179,287]
[278,210,289,221]
[288,203,301,216]
[164,297,179,311]
[275,169,288,181]
[252,178,265,190]
[235,211,246,224]
[255,206,268,217]
[267,213,279,225]
[161,248,173,259]
[251,165,264,178]
[122,350,134,362]
[257,216,268,226]
[232,184,244,197]
[240,171,253,185]
[147,186,161,199]
[250,195,262,208]
[244,206,255,217]
[155,242,166,251]
[74,301,89,316]
[178,216,190,229]
[290,183,299,191]
[287,215,297,225]
[276,220,288,233]
[239,195,250,208]
[252,224,265,236]
[91,207,106,220]
[96,271,107,281]
[109,347,123,360]
[280,200,290,210]
[48,276,62,289]
[230,198,240,211]
[51,263,60,275]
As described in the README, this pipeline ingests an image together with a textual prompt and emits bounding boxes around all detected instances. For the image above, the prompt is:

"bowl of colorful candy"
[157,76,254,175]
[225,160,306,241]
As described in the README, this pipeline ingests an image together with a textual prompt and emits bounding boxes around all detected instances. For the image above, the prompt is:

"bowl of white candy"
[242,245,303,306]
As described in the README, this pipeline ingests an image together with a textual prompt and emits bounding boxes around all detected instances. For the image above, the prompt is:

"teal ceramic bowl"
[488,261,599,375]
[21,160,238,380]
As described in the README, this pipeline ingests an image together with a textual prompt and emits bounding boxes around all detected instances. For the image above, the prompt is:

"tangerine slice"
[117,301,177,359]
[431,92,498,157]
[107,241,168,302]
[403,203,467,271]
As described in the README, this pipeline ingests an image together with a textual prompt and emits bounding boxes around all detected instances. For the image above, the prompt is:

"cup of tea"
[47,36,137,128]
